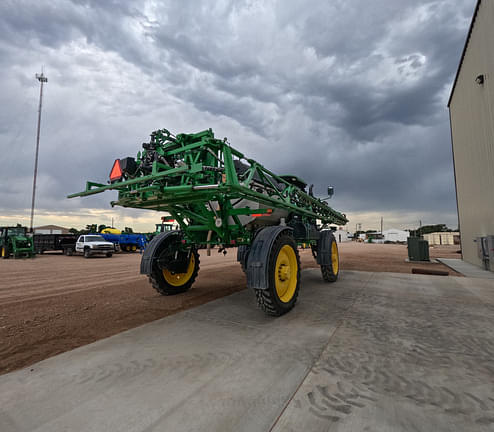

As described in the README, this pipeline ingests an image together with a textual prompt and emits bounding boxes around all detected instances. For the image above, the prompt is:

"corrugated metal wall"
[449,0,494,267]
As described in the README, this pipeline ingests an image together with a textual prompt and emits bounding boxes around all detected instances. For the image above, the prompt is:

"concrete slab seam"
[268,272,376,431]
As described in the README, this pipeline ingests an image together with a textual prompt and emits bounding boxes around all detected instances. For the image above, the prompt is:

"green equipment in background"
[69,128,348,315]
[0,226,36,259]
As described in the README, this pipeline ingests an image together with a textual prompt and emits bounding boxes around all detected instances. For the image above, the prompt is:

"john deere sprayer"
[69,128,348,315]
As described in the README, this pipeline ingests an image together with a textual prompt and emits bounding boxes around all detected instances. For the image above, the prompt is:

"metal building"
[34,225,70,235]
[382,229,409,244]
[448,0,494,268]
[332,228,352,243]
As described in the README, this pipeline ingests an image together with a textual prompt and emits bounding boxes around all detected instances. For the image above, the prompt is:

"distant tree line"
[411,224,457,237]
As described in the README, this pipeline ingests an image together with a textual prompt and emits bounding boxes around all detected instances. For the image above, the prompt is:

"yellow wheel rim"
[275,245,298,303]
[162,253,195,287]
[331,241,339,274]
[1,247,4,257]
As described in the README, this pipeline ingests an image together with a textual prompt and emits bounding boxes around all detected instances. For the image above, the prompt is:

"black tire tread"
[321,264,338,282]
[255,289,282,316]
[237,245,249,274]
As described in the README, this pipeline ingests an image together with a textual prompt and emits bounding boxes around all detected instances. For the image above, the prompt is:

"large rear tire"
[254,234,300,316]
[321,234,339,282]
[149,237,200,296]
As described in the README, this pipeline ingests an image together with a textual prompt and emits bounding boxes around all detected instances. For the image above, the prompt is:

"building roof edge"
[447,0,482,107]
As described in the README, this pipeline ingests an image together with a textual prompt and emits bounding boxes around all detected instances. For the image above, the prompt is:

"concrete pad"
[438,258,494,279]
[272,272,494,431]
[1,270,494,431]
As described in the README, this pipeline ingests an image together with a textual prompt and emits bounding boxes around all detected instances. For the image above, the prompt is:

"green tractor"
[69,128,347,316]
[0,226,36,259]
[144,218,176,243]
[154,217,177,236]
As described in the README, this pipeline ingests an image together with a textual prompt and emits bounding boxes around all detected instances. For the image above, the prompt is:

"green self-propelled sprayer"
[69,128,348,315]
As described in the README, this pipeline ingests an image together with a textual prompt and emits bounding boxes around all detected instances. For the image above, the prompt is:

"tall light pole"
[30,71,48,233]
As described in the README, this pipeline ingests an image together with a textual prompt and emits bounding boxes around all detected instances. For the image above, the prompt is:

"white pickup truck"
[75,235,115,258]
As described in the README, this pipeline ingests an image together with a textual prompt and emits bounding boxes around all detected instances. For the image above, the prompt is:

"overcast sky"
[0,0,476,231]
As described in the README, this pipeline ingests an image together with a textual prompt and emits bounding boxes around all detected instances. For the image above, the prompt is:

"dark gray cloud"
[0,0,475,230]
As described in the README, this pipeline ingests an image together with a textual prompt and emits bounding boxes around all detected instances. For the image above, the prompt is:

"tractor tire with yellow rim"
[149,235,200,296]
[1,245,9,259]
[320,232,339,282]
[254,234,300,316]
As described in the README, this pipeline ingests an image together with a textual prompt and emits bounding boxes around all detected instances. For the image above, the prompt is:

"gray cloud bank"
[0,0,475,229]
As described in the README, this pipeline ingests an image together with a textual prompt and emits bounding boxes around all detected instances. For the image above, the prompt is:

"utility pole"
[30,71,48,233]
[380,216,383,234]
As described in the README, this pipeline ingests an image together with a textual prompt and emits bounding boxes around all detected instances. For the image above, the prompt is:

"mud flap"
[246,226,293,290]
[140,231,181,275]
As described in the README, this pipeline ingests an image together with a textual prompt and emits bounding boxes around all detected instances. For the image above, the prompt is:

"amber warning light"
[109,159,122,182]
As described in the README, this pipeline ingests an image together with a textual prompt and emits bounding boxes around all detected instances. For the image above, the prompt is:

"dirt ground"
[0,242,461,375]
[336,242,462,275]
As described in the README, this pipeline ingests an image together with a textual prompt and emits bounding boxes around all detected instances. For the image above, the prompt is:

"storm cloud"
[0,0,475,231]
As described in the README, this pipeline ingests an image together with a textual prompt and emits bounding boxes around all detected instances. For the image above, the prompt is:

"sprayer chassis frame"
[69,129,347,247]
